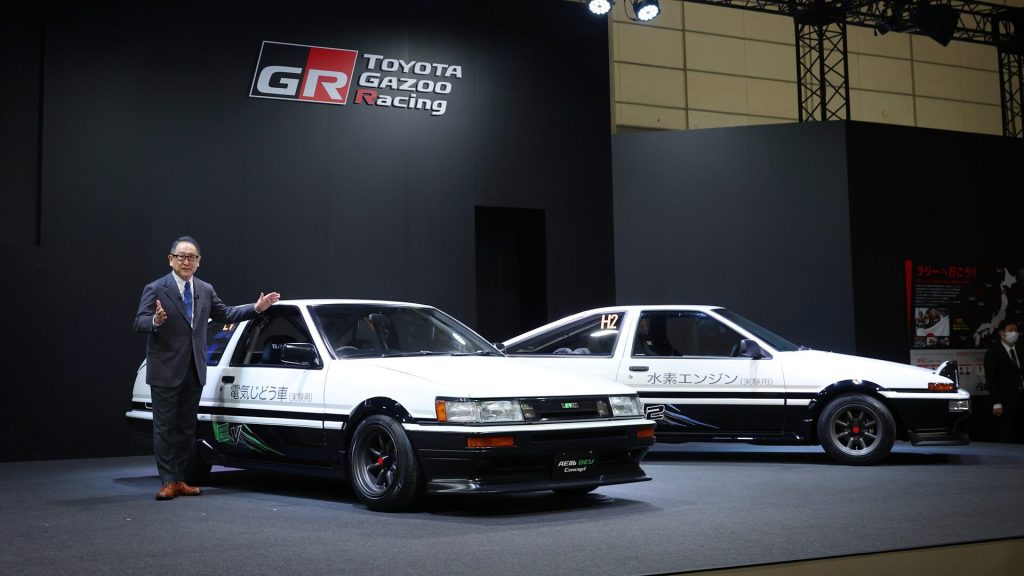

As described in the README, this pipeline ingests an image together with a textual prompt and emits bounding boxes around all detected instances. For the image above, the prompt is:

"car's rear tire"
[349,415,422,511]
[817,393,895,465]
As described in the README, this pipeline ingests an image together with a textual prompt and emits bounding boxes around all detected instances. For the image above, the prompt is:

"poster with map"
[906,261,1024,395]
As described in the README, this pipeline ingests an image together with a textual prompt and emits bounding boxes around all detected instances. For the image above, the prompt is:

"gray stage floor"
[2,441,1023,576]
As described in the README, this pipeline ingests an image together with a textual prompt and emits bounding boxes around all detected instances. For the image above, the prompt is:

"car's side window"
[633,311,743,358]
[230,306,315,367]
[205,321,240,365]
[506,312,624,356]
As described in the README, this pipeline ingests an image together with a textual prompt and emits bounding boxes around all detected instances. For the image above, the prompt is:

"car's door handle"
[221,376,235,383]
[629,365,649,372]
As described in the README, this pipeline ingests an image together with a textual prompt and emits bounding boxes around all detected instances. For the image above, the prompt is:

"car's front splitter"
[407,423,654,495]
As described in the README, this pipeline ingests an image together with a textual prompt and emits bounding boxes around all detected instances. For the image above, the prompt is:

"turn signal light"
[435,399,448,422]
[928,382,955,392]
[637,427,655,439]
[467,435,515,448]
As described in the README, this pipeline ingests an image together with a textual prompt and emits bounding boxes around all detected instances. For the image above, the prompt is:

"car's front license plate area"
[552,450,599,480]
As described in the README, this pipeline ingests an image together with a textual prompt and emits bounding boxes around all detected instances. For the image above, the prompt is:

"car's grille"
[520,397,609,422]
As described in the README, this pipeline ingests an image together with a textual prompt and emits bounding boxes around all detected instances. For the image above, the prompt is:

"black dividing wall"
[0,0,615,461]
[613,122,856,353]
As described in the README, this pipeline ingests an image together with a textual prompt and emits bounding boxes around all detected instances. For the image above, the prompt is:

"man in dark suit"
[984,319,1024,443]
[134,236,280,500]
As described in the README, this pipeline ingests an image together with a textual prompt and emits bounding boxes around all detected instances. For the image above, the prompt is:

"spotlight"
[632,0,660,22]
[588,0,612,16]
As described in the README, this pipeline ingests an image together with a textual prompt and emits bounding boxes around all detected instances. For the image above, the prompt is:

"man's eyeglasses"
[171,253,201,263]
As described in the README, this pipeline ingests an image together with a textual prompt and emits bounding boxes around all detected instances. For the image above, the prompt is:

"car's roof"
[271,299,432,308]
[554,304,725,316]
[503,305,727,344]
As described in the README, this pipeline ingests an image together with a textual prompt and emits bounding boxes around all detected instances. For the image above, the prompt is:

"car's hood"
[349,355,635,398]
[780,350,951,387]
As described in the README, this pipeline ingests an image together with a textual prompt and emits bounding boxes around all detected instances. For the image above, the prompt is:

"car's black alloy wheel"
[349,415,422,511]
[817,393,895,466]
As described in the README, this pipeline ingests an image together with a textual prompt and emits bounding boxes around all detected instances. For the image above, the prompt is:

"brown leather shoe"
[156,483,177,500]
[175,481,201,496]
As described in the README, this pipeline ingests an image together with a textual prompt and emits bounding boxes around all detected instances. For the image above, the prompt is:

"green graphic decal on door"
[212,422,284,456]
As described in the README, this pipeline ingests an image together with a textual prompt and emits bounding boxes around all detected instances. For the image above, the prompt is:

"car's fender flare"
[803,380,903,441]
[338,397,416,457]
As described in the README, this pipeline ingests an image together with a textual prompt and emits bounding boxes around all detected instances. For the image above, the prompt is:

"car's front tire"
[349,415,422,511]
[817,393,895,465]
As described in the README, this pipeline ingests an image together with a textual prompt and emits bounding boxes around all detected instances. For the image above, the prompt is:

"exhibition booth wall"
[0,0,615,461]
[611,121,1024,439]
[613,121,1024,361]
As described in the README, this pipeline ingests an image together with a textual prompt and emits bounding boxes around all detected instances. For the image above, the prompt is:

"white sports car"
[502,305,971,465]
[126,300,654,511]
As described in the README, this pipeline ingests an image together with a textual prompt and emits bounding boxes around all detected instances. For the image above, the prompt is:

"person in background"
[984,319,1024,443]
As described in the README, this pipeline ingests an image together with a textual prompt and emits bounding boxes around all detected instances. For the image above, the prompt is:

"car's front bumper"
[405,420,655,494]
[884,391,971,445]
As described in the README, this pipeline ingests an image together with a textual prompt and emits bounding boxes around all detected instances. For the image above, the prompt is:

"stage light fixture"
[632,0,660,22]
[588,0,612,16]
[873,1,958,46]
[909,4,959,46]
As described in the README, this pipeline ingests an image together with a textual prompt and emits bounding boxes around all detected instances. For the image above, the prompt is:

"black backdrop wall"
[0,0,615,461]
[5,1,1021,462]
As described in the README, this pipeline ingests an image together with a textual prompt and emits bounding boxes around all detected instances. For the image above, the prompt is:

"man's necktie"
[183,281,193,327]
[1010,348,1019,368]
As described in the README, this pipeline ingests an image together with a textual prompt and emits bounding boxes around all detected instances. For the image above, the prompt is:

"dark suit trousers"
[151,359,202,483]
[993,398,1024,443]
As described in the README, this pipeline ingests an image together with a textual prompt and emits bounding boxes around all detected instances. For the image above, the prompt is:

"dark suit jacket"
[984,342,1023,412]
[134,273,257,388]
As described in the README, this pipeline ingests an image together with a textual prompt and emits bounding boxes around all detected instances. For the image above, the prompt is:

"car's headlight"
[436,398,525,423]
[609,395,642,417]
[949,399,970,412]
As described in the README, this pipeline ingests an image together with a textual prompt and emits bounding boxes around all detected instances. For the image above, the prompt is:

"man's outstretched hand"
[255,292,281,313]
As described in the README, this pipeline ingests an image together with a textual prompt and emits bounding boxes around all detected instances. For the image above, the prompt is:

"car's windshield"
[311,304,499,358]
[713,308,802,352]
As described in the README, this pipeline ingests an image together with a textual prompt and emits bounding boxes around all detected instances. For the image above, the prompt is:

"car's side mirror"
[738,339,772,360]
[281,343,319,367]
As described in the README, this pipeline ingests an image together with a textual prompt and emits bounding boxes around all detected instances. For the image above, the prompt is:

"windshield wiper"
[451,350,503,356]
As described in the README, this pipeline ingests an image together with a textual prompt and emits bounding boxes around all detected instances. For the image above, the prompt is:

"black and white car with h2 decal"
[126,300,654,511]
[502,305,970,465]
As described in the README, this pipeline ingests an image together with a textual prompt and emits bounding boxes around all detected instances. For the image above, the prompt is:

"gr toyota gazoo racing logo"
[250,40,462,117]
[250,41,358,105]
